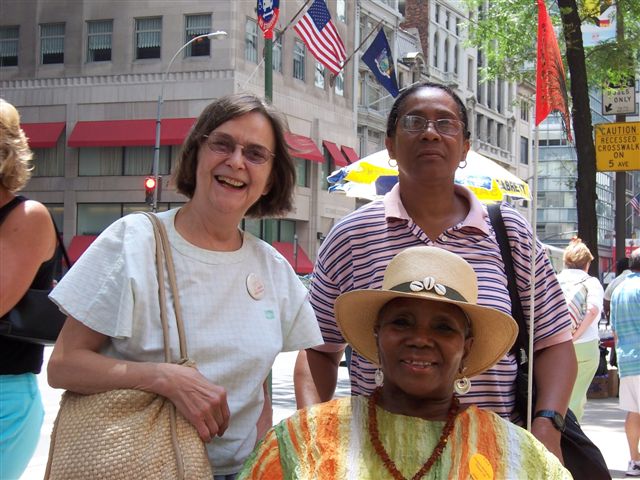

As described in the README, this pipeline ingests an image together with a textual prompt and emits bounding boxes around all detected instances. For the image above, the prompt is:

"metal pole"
[151,31,227,212]
[265,37,273,103]
[614,6,627,264]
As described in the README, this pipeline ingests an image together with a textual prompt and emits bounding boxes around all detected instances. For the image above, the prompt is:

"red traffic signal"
[144,176,157,205]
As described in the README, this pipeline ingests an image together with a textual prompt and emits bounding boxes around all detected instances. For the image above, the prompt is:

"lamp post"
[151,30,227,212]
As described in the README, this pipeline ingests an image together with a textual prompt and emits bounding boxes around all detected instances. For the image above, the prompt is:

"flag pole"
[332,18,384,76]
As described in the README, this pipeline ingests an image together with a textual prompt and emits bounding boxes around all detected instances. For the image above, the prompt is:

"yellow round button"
[469,453,494,480]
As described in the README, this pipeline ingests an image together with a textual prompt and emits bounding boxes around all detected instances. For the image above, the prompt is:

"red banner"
[535,0,573,142]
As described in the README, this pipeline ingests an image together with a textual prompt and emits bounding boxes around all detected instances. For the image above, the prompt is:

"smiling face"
[375,297,472,405]
[192,111,275,219]
[384,86,470,186]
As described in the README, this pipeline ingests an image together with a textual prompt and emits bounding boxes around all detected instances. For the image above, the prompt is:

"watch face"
[553,413,564,428]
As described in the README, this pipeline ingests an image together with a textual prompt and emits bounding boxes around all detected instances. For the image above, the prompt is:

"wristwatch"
[534,410,566,432]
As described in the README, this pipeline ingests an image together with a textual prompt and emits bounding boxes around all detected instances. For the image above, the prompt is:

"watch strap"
[534,410,565,432]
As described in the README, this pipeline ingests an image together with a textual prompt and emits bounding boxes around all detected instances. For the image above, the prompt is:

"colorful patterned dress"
[238,397,571,479]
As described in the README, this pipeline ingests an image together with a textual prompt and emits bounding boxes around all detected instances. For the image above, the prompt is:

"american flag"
[294,0,346,75]
[630,193,640,215]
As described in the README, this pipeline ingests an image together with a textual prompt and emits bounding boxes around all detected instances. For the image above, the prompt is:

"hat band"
[391,281,468,303]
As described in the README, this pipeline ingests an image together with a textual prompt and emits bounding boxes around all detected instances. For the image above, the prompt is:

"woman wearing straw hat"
[241,247,571,479]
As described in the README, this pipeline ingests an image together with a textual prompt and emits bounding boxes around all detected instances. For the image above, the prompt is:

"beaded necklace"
[367,387,459,480]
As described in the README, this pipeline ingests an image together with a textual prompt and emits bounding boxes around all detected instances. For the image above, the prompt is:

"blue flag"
[362,29,399,98]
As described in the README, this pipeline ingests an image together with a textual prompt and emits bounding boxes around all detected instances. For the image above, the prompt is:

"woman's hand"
[153,363,230,443]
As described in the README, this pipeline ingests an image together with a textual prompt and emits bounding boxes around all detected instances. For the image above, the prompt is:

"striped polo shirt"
[310,184,572,420]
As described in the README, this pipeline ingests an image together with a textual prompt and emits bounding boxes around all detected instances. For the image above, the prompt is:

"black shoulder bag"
[0,196,70,345]
[488,203,610,480]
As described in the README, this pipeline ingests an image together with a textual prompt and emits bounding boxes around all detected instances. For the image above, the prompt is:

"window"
[443,38,449,72]
[240,218,296,243]
[78,146,171,176]
[41,23,65,64]
[435,5,440,24]
[0,25,19,67]
[32,141,65,177]
[272,31,282,73]
[334,70,344,96]
[293,40,305,80]
[315,62,325,88]
[520,100,529,121]
[453,44,459,74]
[433,33,439,68]
[123,146,170,175]
[87,20,112,62]
[135,17,161,60]
[337,0,346,22]
[520,136,529,164]
[295,158,309,187]
[185,14,211,57]
[245,19,258,63]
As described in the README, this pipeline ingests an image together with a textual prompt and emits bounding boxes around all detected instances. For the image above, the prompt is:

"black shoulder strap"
[487,203,528,357]
[0,195,26,225]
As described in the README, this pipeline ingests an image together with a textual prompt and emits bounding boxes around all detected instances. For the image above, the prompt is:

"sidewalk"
[20,349,630,479]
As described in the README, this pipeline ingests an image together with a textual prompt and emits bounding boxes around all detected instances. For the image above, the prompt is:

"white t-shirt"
[556,269,604,344]
[50,208,323,475]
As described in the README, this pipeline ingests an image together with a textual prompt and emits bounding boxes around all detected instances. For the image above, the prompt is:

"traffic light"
[144,176,157,205]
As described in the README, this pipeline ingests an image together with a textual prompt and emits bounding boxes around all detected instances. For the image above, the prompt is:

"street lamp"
[151,30,227,212]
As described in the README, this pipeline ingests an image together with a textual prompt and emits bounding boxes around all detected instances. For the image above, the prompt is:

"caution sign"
[595,122,640,172]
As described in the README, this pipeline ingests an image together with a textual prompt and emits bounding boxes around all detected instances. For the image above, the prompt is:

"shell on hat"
[380,246,478,304]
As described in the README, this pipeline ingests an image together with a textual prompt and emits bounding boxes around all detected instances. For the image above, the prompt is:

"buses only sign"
[595,122,640,172]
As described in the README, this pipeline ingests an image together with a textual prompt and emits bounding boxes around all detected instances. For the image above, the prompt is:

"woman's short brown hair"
[0,99,33,192]
[173,93,296,218]
[563,238,594,270]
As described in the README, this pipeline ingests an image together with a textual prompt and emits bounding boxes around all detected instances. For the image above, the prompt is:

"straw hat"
[335,246,518,378]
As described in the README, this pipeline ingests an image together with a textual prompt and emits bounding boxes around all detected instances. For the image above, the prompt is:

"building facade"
[0,0,358,269]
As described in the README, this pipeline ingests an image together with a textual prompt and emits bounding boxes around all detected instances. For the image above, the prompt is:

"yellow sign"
[595,122,640,172]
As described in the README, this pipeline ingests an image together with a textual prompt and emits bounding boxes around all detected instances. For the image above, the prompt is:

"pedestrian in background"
[294,81,576,462]
[610,248,640,476]
[556,238,604,422]
[604,257,630,320]
[47,93,322,478]
[0,99,58,479]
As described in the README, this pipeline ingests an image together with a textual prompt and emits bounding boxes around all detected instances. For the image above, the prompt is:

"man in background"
[610,248,640,476]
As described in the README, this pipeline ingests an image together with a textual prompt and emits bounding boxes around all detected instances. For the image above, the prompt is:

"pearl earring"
[374,368,384,387]
[454,376,471,395]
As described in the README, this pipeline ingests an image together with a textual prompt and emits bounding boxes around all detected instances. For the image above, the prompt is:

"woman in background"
[557,238,604,421]
[0,99,58,479]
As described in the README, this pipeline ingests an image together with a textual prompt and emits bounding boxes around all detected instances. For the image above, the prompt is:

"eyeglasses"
[400,115,465,136]
[203,133,275,165]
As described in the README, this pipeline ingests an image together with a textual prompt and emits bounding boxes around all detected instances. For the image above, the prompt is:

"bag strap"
[140,212,189,362]
[487,204,528,357]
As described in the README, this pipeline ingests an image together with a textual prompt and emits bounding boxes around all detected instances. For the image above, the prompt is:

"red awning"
[284,132,323,163]
[67,235,98,265]
[322,140,348,167]
[272,241,314,274]
[68,118,196,147]
[21,122,65,148]
[341,146,359,164]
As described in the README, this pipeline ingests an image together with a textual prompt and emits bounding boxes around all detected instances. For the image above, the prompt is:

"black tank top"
[0,195,57,374]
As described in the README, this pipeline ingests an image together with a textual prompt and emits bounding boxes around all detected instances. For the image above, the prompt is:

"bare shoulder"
[1,198,56,256]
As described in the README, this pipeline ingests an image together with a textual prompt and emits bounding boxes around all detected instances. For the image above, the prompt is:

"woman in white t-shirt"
[556,238,604,422]
[47,93,323,478]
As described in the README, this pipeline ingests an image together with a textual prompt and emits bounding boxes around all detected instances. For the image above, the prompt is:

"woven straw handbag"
[44,213,213,480]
